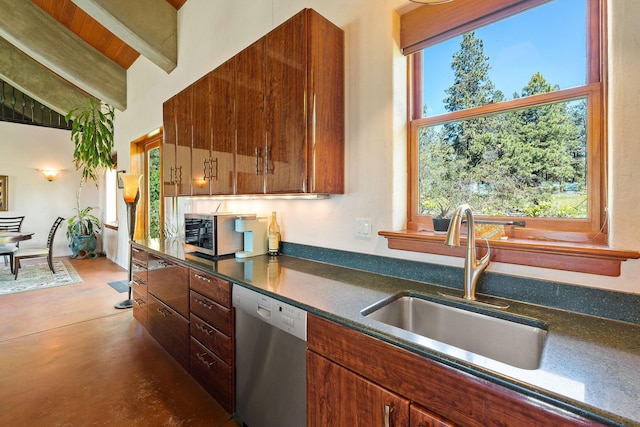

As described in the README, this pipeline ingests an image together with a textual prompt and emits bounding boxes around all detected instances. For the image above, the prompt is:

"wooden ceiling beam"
[0,37,96,116]
[0,0,126,111]
[71,0,178,73]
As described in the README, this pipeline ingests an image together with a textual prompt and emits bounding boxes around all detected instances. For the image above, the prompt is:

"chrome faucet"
[441,204,507,308]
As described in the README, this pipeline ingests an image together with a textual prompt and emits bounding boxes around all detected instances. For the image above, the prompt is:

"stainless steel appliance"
[184,213,242,258]
[233,284,307,427]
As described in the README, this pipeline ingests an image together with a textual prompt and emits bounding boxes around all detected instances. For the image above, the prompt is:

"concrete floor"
[0,256,237,426]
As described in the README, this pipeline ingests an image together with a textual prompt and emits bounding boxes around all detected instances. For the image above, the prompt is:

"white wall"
[0,121,99,256]
[113,0,640,295]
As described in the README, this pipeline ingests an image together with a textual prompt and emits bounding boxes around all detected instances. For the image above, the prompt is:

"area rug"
[0,259,83,295]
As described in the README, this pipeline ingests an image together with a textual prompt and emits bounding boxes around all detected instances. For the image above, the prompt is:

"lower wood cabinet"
[190,337,233,413]
[132,247,236,413]
[148,294,190,370]
[132,290,148,330]
[308,351,410,426]
[307,314,605,427]
[188,269,234,413]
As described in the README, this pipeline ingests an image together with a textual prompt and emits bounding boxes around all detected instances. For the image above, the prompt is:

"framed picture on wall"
[0,175,7,211]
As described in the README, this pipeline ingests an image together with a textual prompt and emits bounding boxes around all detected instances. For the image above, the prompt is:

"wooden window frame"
[380,0,640,275]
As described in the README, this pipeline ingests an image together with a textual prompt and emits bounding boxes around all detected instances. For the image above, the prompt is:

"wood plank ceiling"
[0,0,187,115]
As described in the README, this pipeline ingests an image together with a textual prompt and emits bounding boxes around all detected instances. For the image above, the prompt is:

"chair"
[13,217,64,280]
[0,216,25,273]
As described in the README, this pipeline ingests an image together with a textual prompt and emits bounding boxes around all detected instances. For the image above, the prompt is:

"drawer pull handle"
[196,298,214,309]
[196,323,213,335]
[196,352,216,368]
[384,404,392,427]
[195,273,211,283]
[157,307,170,317]
[134,298,145,306]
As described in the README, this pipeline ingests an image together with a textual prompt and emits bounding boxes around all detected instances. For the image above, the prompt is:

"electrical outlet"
[355,218,372,239]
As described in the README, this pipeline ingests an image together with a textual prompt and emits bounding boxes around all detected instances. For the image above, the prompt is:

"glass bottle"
[268,211,280,256]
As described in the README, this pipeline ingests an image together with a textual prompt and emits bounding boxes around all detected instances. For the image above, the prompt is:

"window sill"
[379,229,640,277]
[104,222,119,231]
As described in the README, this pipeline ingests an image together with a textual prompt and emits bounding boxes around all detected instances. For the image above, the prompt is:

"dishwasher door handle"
[257,305,272,320]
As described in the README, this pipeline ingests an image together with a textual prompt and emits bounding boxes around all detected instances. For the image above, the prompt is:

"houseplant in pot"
[65,98,115,258]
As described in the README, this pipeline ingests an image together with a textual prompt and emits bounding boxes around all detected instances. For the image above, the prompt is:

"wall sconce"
[38,169,61,181]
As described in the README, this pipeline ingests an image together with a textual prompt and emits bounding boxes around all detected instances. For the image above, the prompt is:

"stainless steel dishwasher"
[233,284,307,427]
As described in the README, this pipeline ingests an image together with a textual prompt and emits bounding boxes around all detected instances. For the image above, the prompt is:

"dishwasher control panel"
[233,284,307,341]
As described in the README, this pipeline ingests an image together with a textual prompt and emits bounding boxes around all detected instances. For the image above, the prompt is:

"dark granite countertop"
[136,239,640,426]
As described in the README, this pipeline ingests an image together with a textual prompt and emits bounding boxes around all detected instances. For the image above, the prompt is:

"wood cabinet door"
[147,254,189,318]
[191,73,212,195]
[210,58,236,195]
[235,39,266,194]
[307,350,410,427]
[410,405,456,427]
[306,9,345,194]
[175,85,193,196]
[264,9,307,193]
[162,96,177,197]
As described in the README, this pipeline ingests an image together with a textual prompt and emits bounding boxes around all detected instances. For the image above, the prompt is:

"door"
[235,39,266,194]
[162,96,177,197]
[265,9,308,193]
[210,58,236,195]
[307,350,410,426]
[175,85,193,196]
[192,73,212,195]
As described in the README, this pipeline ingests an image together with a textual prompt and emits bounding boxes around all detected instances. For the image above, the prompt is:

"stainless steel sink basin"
[362,293,547,370]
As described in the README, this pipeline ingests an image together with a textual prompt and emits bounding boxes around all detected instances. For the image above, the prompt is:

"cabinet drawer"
[190,337,233,413]
[190,290,232,335]
[190,313,233,364]
[131,276,147,299]
[148,295,190,370]
[132,290,148,330]
[148,254,189,318]
[190,270,231,307]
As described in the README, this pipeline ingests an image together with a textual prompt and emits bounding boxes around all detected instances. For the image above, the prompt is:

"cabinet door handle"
[255,147,263,174]
[211,157,218,180]
[202,158,209,179]
[196,322,213,335]
[196,298,214,309]
[266,145,274,174]
[194,273,211,283]
[384,404,392,427]
[175,166,182,184]
[196,352,217,369]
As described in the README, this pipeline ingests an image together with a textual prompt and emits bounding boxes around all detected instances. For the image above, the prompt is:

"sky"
[422,0,586,116]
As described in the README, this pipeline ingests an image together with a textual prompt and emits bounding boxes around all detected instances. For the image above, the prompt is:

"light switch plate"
[355,218,372,239]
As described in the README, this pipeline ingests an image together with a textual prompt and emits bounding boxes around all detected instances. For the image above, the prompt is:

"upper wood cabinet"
[191,73,212,196]
[210,59,236,195]
[162,8,344,197]
[175,85,193,196]
[235,38,267,195]
[162,96,177,197]
[265,9,344,194]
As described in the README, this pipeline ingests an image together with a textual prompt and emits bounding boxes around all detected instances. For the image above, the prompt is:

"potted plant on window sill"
[65,98,115,258]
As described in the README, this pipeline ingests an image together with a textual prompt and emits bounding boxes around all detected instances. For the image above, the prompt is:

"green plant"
[66,206,101,240]
[66,98,115,182]
[65,99,114,241]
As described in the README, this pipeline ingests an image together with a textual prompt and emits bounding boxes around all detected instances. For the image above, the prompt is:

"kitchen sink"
[361,293,548,370]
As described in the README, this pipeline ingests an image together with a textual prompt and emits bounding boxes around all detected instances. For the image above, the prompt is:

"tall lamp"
[115,173,143,310]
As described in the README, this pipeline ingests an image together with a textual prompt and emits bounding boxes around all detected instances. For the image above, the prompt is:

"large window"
[407,0,604,241]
